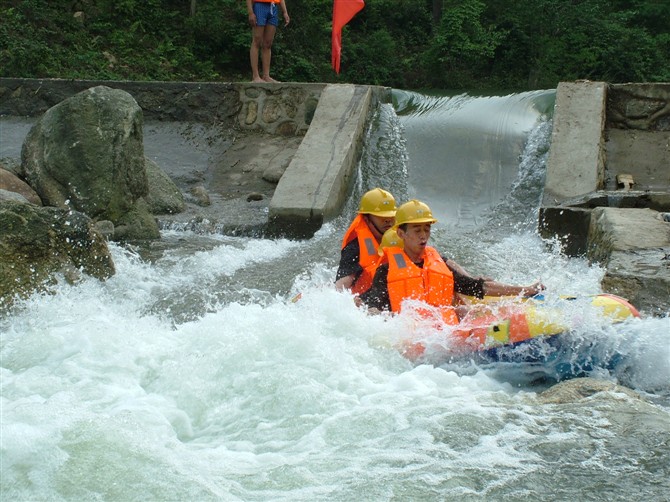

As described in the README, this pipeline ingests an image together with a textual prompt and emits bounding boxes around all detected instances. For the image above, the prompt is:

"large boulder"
[0,200,115,309]
[21,85,159,240]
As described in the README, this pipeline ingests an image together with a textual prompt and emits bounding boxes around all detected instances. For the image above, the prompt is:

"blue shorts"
[253,2,279,27]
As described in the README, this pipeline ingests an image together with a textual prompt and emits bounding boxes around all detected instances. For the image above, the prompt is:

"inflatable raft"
[401,293,641,381]
[451,293,639,349]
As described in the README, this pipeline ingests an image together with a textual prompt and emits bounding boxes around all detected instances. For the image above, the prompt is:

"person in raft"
[335,188,398,293]
[335,189,491,295]
[247,0,289,83]
[357,200,545,321]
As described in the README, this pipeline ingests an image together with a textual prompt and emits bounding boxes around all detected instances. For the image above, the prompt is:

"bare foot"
[262,76,280,83]
[251,77,265,83]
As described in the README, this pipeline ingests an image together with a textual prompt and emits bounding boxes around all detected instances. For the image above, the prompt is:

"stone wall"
[0,78,326,137]
[607,83,670,131]
[238,84,325,136]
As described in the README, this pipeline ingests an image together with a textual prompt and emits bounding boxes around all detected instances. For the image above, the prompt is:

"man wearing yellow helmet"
[359,200,545,321]
[335,188,397,293]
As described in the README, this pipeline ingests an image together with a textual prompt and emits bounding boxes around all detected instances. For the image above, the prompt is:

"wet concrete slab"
[605,129,670,191]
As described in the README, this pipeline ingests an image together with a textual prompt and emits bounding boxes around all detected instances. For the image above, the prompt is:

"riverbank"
[1,78,390,238]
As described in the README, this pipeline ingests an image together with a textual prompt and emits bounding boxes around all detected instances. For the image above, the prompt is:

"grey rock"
[0,200,115,309]
[21,85,159,240]
[0,167,41,205]
[537,377,643,404]
[188,185,211,207]
[0,189,30,203]
[95,220,115,239]
[144,157,185,215]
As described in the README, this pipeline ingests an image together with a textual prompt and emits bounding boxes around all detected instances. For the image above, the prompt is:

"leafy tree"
[1,0,669,88]
[485,0,670,88]
[422,0,505,88]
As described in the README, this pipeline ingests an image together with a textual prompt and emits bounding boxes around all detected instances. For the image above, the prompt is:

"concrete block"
[544,81,607,205]
[587,207,670,314]
[269,84,373,237]
[587,207,670,262]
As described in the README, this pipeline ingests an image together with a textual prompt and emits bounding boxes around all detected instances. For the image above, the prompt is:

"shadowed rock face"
[0,200,115,309]
[0,167,42,205]
[21,85,159,240]
[144,157,185,215]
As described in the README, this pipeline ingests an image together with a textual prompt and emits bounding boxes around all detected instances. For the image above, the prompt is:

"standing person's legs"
[250,25,265,82]
[250,2,280,82]
[260,25,277,82]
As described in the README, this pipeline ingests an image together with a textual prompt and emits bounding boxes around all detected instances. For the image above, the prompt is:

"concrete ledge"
[543,81,607,205]
[268,84,376,237]
[0,78,240,123]
[0,78,328,135]
[587,207,670,315]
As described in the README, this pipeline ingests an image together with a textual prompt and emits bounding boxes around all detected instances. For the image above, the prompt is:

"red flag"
[332,0,365,74]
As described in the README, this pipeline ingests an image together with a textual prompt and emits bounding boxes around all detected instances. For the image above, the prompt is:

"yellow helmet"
[394,200,437,226]
[378,228,404,255]
[358,188,397,217]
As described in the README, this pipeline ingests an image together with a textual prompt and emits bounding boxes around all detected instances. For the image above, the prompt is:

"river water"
[2,90,669,500]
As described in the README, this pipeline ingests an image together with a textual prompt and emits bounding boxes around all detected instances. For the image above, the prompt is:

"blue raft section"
[413,294,642,384]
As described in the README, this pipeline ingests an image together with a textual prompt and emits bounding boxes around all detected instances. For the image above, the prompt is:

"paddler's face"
[368,214,395,238]
[398,223,431,259]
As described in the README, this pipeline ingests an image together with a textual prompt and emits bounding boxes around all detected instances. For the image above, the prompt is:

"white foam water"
[2,229,668,501]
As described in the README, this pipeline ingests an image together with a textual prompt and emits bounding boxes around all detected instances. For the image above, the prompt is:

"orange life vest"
[384,246,459,326]
[341,215,381,294]
[351,258,379,295]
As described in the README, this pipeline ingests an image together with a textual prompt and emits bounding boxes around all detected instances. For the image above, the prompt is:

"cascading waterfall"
[1,90,669,501]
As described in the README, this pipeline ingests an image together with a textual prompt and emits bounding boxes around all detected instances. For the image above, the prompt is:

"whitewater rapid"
[2,91,669,501]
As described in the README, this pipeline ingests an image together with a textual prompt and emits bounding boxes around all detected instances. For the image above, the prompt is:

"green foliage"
[1,0,669,89]
[271,0,334,82]
[422,0,505,88]
[0,0,217,80]
[485,0,670,88]
[342,30,402,86]
[186,0,248,77]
